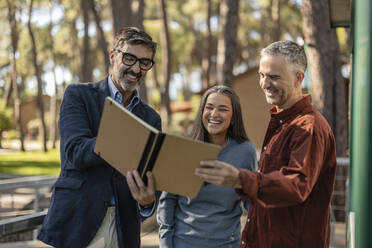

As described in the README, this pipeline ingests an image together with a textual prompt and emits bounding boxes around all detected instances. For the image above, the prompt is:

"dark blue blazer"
[38,78,161,248]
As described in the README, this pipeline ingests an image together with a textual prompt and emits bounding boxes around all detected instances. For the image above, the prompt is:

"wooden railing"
[0,211,47,238]
[0,157,350,237]
[333,157,350,222]
[0,175,56,238]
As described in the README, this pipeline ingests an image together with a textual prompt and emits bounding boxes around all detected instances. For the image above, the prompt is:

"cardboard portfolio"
[94,97,221,198]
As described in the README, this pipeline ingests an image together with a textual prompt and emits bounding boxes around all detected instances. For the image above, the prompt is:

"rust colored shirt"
[236,95,336,248]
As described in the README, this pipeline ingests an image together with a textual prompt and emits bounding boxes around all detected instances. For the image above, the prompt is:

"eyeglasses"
[114,49,154,71]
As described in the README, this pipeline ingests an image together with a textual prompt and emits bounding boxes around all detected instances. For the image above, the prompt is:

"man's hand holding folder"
[126,170,156,206]
[95,97,221,198]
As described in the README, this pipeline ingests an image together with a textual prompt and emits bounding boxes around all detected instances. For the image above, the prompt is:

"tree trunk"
[182,68,192,101]
[69,18,81,79]
[202,0,213,90]
[81,0,93,82]
[260,3,269,47]
[3,78,12,108]
[48,0,58,149]
[271,0,281,41]
[6,0,25,151]
[133,0,145,29]
[88,0,110,75]
[302,0,348,156]
[216,0,240,87]
[158,0,172,125]
[331,32,348,156]
[133,0,149,103]
[152,63,161,107]
[110,0,133,34]
[28,0,48,152]
[260,0,281,46]
[50,85,58,149]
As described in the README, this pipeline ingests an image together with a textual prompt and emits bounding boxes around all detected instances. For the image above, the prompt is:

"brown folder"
[94,97,221,198]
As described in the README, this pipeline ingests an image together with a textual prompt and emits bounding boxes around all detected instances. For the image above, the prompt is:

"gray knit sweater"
[157,139,257,248]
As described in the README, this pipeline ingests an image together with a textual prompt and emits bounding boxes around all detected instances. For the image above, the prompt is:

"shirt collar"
[108,75,120,100]
[270,94,312,121]
[108,75,140,111]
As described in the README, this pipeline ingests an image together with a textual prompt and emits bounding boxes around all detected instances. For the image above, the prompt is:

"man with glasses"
[38,27,161,248]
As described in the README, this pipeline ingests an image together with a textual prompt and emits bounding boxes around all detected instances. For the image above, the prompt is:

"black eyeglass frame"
[114,49,155,71]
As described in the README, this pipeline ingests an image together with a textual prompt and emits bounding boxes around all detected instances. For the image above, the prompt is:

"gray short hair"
[261,40,307,73]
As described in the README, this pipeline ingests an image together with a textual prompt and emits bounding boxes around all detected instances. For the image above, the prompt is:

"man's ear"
[295,71,305,88]
[109,50,115,65]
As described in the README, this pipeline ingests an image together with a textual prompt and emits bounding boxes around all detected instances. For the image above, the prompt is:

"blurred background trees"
[0,0,349,156]
[0,109,12,148]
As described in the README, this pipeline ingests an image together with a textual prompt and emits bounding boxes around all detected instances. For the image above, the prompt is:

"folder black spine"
[138,133,166,185]
[137,132,156,175]
[145,133,165,172]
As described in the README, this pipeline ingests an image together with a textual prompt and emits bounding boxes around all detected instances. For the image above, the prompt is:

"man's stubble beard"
[119,79,142,92]
[118,69,143,92]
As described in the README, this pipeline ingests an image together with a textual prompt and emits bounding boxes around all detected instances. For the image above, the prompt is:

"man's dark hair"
[112,27,157,58]
[190,85,249,144]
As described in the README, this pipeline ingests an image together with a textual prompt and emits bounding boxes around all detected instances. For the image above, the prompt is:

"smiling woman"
[202,93,233,146]
[157,85,257,248]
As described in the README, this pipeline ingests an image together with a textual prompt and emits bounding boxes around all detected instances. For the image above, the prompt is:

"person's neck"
[210,134,227,147]
[276,93,303,113]
[112,77,135,107]
[121,90,134,107]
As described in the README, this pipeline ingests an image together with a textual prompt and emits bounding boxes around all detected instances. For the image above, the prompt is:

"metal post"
[350,0,372,247]
[33,187,40,240]
[33,187,40,212]
[11,193,14,210]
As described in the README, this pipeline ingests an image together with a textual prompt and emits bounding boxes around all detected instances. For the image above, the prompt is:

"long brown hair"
[190,85,249,144]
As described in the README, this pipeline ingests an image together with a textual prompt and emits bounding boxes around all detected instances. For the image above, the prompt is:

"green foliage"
[0,149,60,175]
[238,1,263,63]
[1,0,333,123]
[5,129,19,139]
[0,109,12,133]
[280,1,303,40]
[0,29,10,68]
[144,19,163,63]
[171,27,196,71]
[336,28,350,59]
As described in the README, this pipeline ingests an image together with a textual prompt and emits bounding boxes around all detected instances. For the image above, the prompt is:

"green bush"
[0,109,13,147]
[5,129,19,139]
[0,110,12,132]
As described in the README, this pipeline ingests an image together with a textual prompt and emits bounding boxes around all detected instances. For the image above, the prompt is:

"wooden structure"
[329,0,351,27]
[19,96,61,138]
[233,66,270,150]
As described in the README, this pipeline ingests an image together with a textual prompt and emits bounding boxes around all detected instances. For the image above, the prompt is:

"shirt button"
[264,146,267,150]
[280,120,283,124]
[247,218,250,222]
[257,170,261,173]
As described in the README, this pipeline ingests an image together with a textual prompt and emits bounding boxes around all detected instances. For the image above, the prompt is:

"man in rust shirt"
[195,40,337,248]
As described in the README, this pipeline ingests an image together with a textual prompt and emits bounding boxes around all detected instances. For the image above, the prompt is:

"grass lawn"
[0,149,60,175]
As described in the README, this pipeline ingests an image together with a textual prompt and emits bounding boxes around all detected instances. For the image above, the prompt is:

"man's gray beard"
[119,78,143,92]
